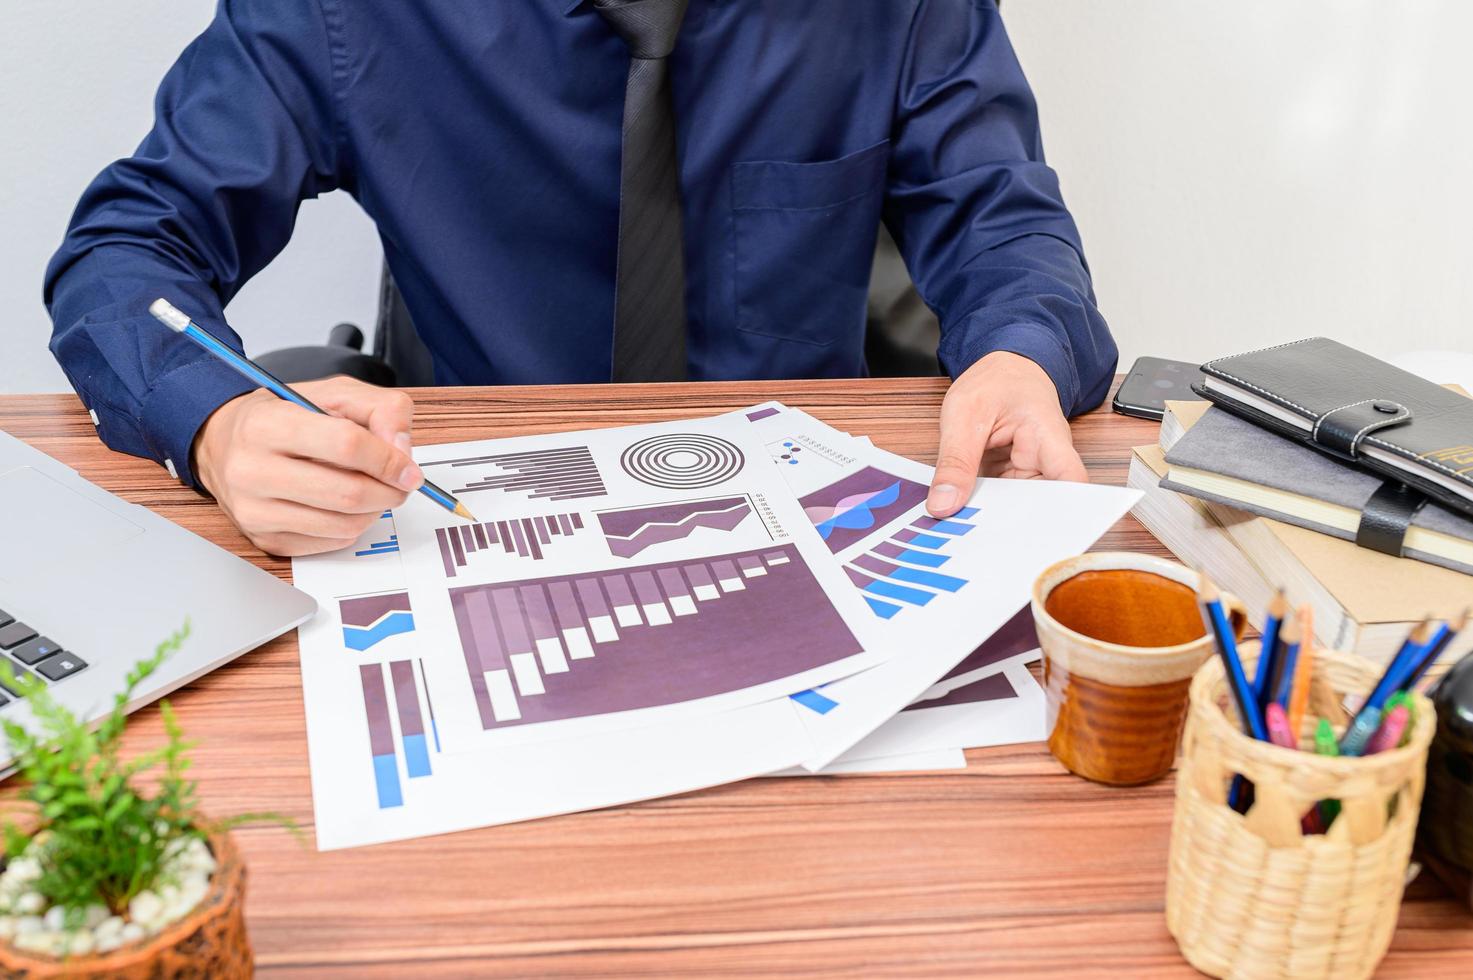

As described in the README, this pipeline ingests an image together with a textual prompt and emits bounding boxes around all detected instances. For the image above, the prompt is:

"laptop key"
[0,662,37,695]
[35,654,87,683]
[0,608,13,628]
[10,637,63,666]
[0,622,38,649]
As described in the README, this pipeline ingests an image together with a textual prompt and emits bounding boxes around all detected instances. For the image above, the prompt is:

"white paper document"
[292,411,886,848]
[744,403,1138,768]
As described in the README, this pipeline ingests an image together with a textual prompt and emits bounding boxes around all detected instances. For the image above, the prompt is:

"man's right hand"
[193,376,424,557]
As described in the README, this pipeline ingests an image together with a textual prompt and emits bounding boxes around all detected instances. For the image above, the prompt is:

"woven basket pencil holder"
[1165,645,1435,980]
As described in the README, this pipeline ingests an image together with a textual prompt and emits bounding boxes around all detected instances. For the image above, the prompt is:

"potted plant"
[0,625,272,978]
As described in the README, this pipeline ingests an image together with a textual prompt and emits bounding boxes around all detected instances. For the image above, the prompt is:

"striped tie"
[592,0,690,382]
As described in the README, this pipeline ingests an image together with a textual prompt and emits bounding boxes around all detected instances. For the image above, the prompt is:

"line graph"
[423,446,606,501]
[340,592,415,651]
[596,496,753,558]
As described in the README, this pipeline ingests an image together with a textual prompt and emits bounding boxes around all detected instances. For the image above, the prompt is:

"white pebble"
[13,916,43,935]
[128,891,161,924]
[42,906,65,932]
[120,921,146,943]
[14,930,61,955]
[83,904,109,929]
[13,892,44,915]
[65,931,95,956]
[0,916,13,940]
[5,857,40,882]
[95,934,124,953]
[95,915,124,940]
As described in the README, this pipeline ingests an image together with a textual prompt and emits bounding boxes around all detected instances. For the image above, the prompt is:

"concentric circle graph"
[620,433,746,489]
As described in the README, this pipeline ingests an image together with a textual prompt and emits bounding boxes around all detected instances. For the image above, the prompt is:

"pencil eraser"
[148,298,191,332]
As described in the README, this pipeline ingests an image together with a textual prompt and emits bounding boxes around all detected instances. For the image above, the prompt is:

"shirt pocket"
[730,139,890,347]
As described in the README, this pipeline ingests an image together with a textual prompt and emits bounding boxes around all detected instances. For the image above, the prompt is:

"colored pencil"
[148,298,477,523]
[1285,611,1314,735]
[1251,589,1288,713]
[1264,703,1297,749]
[1397,609,1467,692]
[1366,704,1410,754]
[1339,620,1432,757]
[1198,574,1267,742]
[1270,614,1302,710]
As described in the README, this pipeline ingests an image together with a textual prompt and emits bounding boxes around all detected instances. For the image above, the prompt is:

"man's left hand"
[926,351,1089,517]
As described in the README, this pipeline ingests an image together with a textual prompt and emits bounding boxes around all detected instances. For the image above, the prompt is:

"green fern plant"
[0,623,287,932]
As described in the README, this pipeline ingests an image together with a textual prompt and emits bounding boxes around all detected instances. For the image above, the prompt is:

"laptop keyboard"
[0,607,88,703]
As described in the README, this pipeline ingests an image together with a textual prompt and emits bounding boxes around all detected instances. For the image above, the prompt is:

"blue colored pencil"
[1397,610,1467,692]
[149,298,475,522]
[1198,574,1267,742]
[1340,620,1432,757]
[1251,589,1288,713]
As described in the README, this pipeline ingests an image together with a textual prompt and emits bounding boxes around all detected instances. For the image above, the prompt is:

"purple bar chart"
[422,446,606,501]
[358,664,402,809]
[445,544,861,730]
[434,513,585,577]
[844,506,979,619]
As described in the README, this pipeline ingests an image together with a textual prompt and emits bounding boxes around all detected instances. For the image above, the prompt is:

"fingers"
[928,395,995,517]
[309,377,416,452]
[252,457,411,514]
[249,402,421,491]
[1035,423,1090,482]
[230,495,385,540]
[248,530,362,559]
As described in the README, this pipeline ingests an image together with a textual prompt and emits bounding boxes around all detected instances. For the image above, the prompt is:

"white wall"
[0,1,380,394]
[2,1,1469,394]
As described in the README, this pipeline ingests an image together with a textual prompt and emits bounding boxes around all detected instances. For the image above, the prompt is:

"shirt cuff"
[939,319,1080,415]
[138,356,259,490]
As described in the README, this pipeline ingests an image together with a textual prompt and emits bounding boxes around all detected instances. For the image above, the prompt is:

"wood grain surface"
[2,378,1468,977]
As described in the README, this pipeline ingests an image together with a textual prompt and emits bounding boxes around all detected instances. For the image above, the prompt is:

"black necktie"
[592,0,690,382]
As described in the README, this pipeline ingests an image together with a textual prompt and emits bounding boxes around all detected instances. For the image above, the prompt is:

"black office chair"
[255,262,437,387]
[258,235,942,385]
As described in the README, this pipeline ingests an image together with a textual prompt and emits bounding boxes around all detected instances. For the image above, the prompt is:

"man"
[46,0,1117,557]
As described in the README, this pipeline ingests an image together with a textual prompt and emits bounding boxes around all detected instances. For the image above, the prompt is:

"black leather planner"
[1194,337,1473,519]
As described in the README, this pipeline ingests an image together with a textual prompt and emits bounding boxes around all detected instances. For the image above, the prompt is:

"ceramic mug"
[1031,552,1247,786]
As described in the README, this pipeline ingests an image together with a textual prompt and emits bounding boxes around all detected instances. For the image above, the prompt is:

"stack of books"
[1129,400,1473,668]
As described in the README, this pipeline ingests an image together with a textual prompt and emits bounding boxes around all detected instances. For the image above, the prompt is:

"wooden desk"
[2,380,1468,976]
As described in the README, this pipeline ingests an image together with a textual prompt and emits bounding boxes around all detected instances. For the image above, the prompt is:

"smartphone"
[1111,356,1205,421]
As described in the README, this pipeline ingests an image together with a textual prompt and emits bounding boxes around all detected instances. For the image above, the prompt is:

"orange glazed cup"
[1031,553,1247,786]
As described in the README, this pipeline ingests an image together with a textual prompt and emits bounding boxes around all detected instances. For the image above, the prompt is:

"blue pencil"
[1198,574,1267,742]
[1251,589,1288,713]
[1340,620,1432,757]
[149,298,475,522]
[1396,610,1467,692]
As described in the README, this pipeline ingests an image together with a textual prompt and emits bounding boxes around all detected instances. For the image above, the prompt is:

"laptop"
[0,427,316,769]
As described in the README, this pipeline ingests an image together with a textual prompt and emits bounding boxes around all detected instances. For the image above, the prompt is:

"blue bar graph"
[865,596,903,618]
[928,520,974,536]
[402,733,432,778]
[862,578,937,606]
[884,565,967,592]
[790,689,839,714]
[902,532,949,550]
[371,754,403,808]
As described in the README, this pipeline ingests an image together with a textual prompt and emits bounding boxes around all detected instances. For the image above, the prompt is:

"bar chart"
[596,496,752,558]
[359,659,439,810]
[354,511,400,557]
[800,467,930,553]
[445,544,861,730]
[844,506,979,618]
[423,445,607,501]
[435,513,585,577]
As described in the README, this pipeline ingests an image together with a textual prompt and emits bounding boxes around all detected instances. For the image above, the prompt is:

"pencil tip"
[454,502,478,522]
[1268,589,1289,615]
[1196,571,1218,601]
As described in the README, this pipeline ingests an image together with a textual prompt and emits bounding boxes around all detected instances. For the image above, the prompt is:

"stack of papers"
[292,403,1138,848]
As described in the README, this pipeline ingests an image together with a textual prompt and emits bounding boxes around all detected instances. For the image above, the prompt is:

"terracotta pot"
[0,829,251,979]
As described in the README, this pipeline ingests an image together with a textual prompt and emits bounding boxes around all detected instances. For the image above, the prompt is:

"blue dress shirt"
[45,0,1117,487]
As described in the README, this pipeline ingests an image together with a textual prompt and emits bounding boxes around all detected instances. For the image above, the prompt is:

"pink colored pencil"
[1264,703,1298,749]
[1366,705,1410,754]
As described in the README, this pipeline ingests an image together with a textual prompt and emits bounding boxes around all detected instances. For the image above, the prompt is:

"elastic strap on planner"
[1356,480,1428,557]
